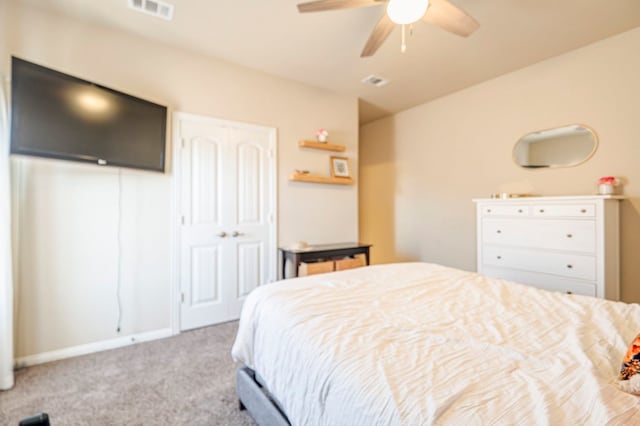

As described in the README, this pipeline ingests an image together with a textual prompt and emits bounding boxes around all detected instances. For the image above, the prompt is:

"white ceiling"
[16,0,640,123]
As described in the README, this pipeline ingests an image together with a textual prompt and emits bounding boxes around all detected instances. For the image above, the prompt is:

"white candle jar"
[598,183,615,195]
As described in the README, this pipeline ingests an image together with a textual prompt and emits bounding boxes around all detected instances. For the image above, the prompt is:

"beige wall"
[7,2,358,358]
[360,26,640,303]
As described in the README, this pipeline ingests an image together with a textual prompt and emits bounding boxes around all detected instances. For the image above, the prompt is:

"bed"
[231,262,640,425]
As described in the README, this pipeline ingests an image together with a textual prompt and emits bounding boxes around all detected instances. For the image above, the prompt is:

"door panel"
[237,242,263,298]
[191,245,221,305]
[180,237,228,328]
[191,137,221,226]
[237,143,262,225]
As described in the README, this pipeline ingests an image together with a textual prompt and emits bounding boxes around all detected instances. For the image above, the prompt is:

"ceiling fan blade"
[361,13,395,57]
[422,0,479,37]
[297,0,380,13]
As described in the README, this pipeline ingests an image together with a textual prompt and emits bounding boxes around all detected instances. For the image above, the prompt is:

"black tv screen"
[10,57,167,172]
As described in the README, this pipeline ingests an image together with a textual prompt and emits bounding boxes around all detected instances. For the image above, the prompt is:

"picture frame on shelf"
[330,156,350,178]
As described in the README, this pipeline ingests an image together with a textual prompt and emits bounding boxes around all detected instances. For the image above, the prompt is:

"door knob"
[217,231,227,238]
[232,231,243,237]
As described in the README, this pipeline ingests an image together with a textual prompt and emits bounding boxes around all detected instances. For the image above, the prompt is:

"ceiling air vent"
[128,0,174,21]
[361,75,389,87]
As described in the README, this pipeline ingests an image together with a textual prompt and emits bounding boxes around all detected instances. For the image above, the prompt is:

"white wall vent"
[361,75,389,87]
[128,0,174,21]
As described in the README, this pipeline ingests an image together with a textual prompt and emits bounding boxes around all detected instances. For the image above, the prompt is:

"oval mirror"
[513,124,598,169]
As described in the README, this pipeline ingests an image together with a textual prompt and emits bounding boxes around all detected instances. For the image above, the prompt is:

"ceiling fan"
[297,0,479,57]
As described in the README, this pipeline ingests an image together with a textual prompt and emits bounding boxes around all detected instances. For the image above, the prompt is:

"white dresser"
[473,196,621,300]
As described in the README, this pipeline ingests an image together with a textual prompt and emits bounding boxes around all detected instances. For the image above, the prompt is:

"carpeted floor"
[0,321,255,425]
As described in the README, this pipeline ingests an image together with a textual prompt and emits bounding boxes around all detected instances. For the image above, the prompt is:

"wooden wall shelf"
[298,140,346,152]
[289,173,354,185]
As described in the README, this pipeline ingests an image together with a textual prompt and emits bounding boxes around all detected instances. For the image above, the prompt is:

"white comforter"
[232,262,640,425]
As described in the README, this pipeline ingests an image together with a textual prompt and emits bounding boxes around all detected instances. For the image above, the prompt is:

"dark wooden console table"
[279,242,372,279]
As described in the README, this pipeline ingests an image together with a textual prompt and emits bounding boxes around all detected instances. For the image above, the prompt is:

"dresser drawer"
[532,204,595,218]
[480,205,529,217]
[481,266,597,297]
[483,247,596,281]
[482,219,596,253]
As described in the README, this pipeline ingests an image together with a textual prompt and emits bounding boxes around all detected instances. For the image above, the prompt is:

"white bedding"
[232,262,640,425]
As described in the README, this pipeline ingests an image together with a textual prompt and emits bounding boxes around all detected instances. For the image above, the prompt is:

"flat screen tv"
[10,57,167,172]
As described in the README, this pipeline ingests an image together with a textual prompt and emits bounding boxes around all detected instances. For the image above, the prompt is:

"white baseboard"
[14,328,175,368]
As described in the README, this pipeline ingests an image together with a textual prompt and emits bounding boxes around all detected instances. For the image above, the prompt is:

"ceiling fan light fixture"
[386,0,429,25]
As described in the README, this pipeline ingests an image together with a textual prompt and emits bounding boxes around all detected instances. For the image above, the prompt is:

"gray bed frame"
[236,367,291,426]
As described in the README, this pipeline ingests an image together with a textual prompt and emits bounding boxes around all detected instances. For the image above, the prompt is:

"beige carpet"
[0,321,255,425]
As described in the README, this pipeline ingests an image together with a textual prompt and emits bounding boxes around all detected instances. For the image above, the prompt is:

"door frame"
[170,111,278,334]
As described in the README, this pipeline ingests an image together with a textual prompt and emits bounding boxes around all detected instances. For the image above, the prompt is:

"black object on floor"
[19,413,50,426]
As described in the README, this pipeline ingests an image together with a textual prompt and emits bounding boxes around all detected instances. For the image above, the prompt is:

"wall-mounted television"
[10,57,167,172]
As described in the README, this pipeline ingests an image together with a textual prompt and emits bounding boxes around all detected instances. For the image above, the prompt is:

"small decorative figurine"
[316,128,328,143]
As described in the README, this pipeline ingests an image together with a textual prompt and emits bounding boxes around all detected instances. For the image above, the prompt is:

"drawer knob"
[566,291,573,295]
[496,230,502,234]
[566,234,573,238]
[567,264,573,269]
[581,209,587,213]
[487,209,492,213]
[497,255,502,260]
[518,209,523,213]
[539,209,545,213]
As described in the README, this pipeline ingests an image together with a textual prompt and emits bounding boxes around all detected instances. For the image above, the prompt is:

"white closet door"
[178,115,275,331]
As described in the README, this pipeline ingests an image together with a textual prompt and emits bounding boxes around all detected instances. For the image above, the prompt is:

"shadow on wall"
[621,198,640,303]
[359,118,417,264]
